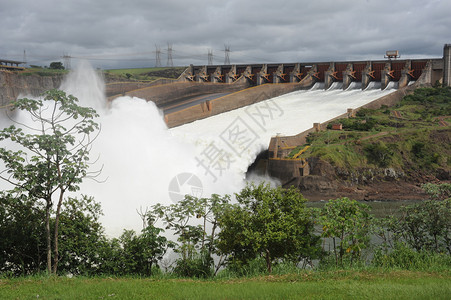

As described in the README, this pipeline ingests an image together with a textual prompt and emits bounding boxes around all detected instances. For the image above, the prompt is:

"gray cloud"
[1,0,450,69]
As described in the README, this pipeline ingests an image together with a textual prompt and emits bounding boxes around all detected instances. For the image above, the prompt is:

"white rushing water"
[1,62,396,236]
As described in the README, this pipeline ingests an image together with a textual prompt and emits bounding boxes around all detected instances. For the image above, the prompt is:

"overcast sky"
[0,0,450,69]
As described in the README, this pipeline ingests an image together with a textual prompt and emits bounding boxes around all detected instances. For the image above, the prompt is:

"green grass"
[19,68,69,76]
[1,271,450,299]
[104,67,186,81]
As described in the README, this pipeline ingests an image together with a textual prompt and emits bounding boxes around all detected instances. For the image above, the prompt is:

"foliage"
[110,226,170,276]
[105,67,186,81]
[172,251,212,278]
[410,140,440,167]
[0,89,99,274]
[57,196,106,275]
[372,242,451,271]
[385,199,451,255]
[217,183,322,273]
[355,108,377,118]
[402,86,451,106]
[364,141,394,167]
[422,183,451,200]
[319,197,373,267]
[0,194,107,276]
[49,62,65,70]
[153,194,230,277]
[0,193,46,276]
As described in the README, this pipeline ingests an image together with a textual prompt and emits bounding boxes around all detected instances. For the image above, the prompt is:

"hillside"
[282,86,451,201]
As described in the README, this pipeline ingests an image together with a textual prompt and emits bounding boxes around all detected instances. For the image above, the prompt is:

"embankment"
[0,71,64,106]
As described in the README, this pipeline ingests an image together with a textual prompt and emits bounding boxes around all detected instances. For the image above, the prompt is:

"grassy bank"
[1,270,450,299]
[19,67,68,76]
[289,87,451,174]
[104,66,186,81]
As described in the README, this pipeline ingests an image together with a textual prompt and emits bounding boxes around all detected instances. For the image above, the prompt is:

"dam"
[0,45,450,235]
[104,46,449,129]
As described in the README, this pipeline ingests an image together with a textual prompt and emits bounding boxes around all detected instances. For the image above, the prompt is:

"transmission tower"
[62,53,71,70]
[155,45,162,67]
[208,49,213,65]
[224,45,231,65]
[166,43,173,67]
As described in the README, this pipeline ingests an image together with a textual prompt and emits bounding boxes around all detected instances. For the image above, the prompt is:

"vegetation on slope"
[289,87,451,176]
[104,66,186,81]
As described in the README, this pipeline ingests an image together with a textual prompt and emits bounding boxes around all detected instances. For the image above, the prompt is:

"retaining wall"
[165,81,313,128]
[105,78,176,98]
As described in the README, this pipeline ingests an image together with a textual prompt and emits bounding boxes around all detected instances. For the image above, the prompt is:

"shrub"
[384,199,451,255]
[364,141,394,167]
[372,242,451,271]
[319,197,373,267]
[172,254,213,278]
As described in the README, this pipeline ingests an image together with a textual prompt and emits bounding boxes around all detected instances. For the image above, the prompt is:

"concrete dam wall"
[152,55,445,128]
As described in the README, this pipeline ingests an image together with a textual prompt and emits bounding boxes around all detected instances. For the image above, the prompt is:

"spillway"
[0,63,396,236]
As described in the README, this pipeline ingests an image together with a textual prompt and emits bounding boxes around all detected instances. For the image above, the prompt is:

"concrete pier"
[444,44,451,87]
[184,55,442,91]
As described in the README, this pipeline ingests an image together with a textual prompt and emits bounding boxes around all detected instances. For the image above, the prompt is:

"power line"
[224,45,231,65]
[155,45,162,67]
[166,43,173,67]
[62,53,71,70]
[208,49,213,65]
[4,45,280,67]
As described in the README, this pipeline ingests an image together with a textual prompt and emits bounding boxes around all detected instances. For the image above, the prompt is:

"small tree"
[0,89,99,274]
[109,220,171,276]
[388,199,451,255]
[49,62,65,70]
[149,194,230,277]
[217,183,321,273]
[422,183,451,200]
[320,197,373,267]
[57,196,106,275]
[364,141,394,167]
[0,192,46,275]
[153,198,211,277]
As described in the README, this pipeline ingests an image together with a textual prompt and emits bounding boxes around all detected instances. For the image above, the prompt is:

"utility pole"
[208,49,213,65]
[224,45,231,65]
[166,43,173,67]
[155,45,162,67]
[23,50,27,66]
